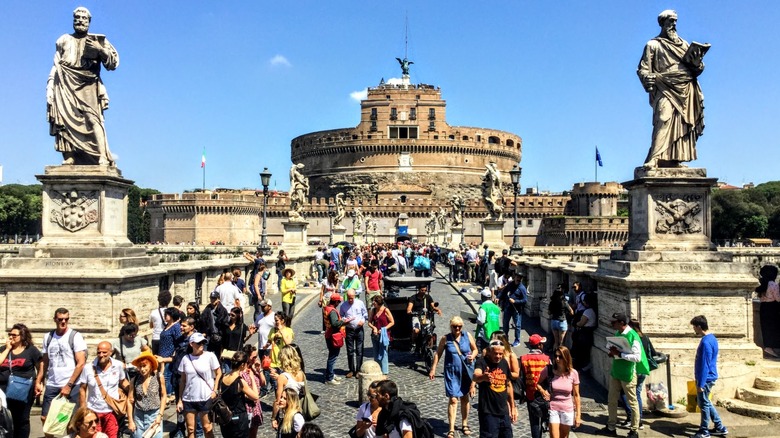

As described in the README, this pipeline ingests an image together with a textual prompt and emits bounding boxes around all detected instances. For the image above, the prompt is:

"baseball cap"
[209,291,220,299]
[528,334,547,347]
[188,332,207,344]
[330,294,343,302]
[611,312,629,324]
[481,288,492,298]
[259,299,272,308]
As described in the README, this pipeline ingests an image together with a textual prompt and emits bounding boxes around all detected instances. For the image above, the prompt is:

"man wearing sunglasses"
[473,340,517,437]
[39,308,88,438]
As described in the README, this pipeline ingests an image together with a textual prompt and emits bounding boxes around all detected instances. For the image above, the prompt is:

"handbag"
[348,425,360,438]
[220,349,237,361]
[189,356,232,425]
[450,334,475,381]
[300,380,321,421]
[92,362,127,417]
[42,395,76,436]
[6,351,33,402]
[331,329,345,348]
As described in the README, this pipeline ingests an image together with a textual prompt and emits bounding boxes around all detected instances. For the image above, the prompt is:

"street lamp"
[327,202,335,246]
[509,164,523,255]
[257,167,272,255]
[352,212,357,244]
[459,201,466,247]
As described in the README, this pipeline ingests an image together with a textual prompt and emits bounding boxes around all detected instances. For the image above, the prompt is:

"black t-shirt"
[407,293,430,313]
[475,356,510,416]
[0,345,43,385]
[224,323,248,351]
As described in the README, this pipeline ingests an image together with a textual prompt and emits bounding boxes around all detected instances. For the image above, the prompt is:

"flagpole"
[595,146,598,182]
[201,147,206,190]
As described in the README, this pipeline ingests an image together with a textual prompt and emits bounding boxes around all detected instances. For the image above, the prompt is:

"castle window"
[433,135,439,139]
[507,139,515,147]
[415,95,420,100]
[428,121,435,131]
[400,195,407,203]
[428,108,436,120]
[389,126,418,139]
[410,108,417,120]
[462,136,469,141]
[527,219,534,227]
[488,136,500,144]
[476,135,482,142]
[370,108,377,120]
[370,121,377,132]
[390,108,397,120]
[448,135,455,140]
[386,95,391,100]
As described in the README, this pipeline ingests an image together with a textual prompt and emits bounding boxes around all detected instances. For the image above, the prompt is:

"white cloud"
[386,77,404,85]
[269,55,291,67]
[350,88,368,102]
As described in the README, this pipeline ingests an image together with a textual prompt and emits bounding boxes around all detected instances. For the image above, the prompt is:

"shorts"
[42,385,81,417]
[551,319,568,332]
[183,400,211,413]
[411,316,420,330]
[549,409,575,426]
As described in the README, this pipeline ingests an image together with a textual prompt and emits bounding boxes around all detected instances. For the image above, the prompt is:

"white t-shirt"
[388,419,413,438]
[43,329,88,388]
[80,358,127,414]
[149,308,166,340]
[581,308,597,328]
[255,312,276,352]
[216,282,242,313]
[178,352,220,402]
[355,402,377,438]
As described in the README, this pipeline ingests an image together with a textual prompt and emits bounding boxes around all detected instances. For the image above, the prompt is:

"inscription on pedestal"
[50,190,99,232]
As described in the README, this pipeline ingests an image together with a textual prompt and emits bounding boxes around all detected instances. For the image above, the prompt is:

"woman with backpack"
[126,351,165,438]
[218,351,259,438]
[0,323,43,438]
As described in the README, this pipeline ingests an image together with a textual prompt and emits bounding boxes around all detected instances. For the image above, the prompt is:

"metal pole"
[460,203,466,247]
[329,213,334,246]
[260,187,268,249]
[512,183,520,250]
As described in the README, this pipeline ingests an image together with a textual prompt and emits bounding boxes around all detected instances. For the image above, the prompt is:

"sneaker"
[597,426,618,436]
[619,419,631,427]
[333,376,344,381]
[627,431,639,438]
[691,433,711,438]
[511,340,521,348]
[325,379,342,385]
[710,426,728,436]
[639,424,645,430]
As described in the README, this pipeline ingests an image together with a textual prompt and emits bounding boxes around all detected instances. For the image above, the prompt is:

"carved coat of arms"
[655,197,702,234]
[50,190,99,232]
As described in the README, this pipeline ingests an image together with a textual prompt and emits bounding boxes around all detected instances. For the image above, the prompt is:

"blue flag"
[596,146,603,167]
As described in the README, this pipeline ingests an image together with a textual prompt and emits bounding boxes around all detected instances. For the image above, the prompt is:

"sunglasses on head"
[489,340,504,347]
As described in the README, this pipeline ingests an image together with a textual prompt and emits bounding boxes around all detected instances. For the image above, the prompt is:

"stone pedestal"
[480,219,508,250]
[591,167,760,403]
[282,220,309,255]
[332,225,346,243]
[353,230,364,245]
[451,227,464,246]
[438,230,448,245]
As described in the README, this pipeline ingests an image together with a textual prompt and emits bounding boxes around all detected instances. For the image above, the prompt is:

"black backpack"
[397,400,434,438]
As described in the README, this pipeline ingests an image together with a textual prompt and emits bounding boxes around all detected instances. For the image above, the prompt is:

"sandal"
[462,425,472,436]
[447,431,455,438]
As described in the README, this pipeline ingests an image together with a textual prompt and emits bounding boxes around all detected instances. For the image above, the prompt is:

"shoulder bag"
[188,355,232,425]
[450,334,475,381]
[6,350,34,402]
[92,361,128,417]
[300,377,321,421]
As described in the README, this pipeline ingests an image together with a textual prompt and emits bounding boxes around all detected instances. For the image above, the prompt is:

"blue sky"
[1,1,778,193]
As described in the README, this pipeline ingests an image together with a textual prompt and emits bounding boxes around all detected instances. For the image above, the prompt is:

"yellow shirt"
[281,277,296,304]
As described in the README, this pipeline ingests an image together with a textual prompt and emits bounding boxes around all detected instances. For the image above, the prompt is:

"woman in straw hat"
[127,351,165,438]
[280,268,297,321]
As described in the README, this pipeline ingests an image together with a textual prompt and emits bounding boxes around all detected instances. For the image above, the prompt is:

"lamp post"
[352,213,357,244]
[257,167,272,255]
[459,201,466,247]
[327,202,335,246]
[509,164,523,255]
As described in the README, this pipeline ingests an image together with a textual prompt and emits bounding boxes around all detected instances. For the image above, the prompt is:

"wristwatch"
[67,382,75,388]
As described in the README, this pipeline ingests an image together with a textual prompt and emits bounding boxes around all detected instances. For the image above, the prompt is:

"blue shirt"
[694,333,719,386]
[339,299,368,330]
[159,322,181,358]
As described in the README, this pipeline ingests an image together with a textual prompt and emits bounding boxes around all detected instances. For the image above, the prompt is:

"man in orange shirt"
[520,334,551,438]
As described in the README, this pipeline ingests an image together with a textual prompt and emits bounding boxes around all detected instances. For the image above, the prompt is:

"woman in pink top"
[538,346,581,438]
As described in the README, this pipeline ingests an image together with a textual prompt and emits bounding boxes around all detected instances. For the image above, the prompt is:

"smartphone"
[362,417,372,423]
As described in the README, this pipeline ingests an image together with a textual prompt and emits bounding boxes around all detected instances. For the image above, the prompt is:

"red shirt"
[520,351,550,401]
[364,269,383,291]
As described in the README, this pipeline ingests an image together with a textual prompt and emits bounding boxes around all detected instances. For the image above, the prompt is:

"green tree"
[127,185,160,243]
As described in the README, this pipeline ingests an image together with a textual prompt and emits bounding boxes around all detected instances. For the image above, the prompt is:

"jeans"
[608,374,639,432]
[282,299,295,322]
[467,262,477,282]
[478,413,513,438]
[345,327,365,374]
[372,334,389,374]
[527,403,543,438]
[503,304,522,342]
[164,363,174,396]
[622,373,647,423]
[326,341,341,381]
[697,381,724,432]
[315,263,325,283]
[6,385,34,438]
[133,408,163,438]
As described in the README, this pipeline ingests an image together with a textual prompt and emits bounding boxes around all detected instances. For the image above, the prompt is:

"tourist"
[340,269,363,298]
[112,323,149,379]
[168,318,196,438]
[319,270,340,331]
[572,293,597,371]
[266,312,295,381]
[176,332,221,438]
[490,332,520,381]
[323,294,346,385]
[367,294,395,374]
[412,250,431,277]
[548,284,573,352]
[500,272,527,348]
[239,345,265,437]
[406,285,442,349]
[218,351,259,438]
[185,302,201,332]
[520,334,550,438]
[465,246,479,283]
[486,250,497,291]
[273,387,305,438]
[620,319,655,430]
[599,313,644,438]
[340,289,369,379]
[158,309,181,396]
[277,250,289,291]
[345,252,360,275]
[126,351,165,438]
[330,245,343,272]
[354,380,383,438]
[223,308,250,371]
[690,315,728,438]
[172,295,187,321]
[118,308,138,327]
[375,380,413,438]
[233,268,246,295]
[538,346,581,438]
[280,268,297,321]
[250,299,275,397]
[79,341,129,438]
[245,250,266,318]
[39,307,87,438]
[363,260,384,305]
[755,265,780,358]
[215,272,242,314]
[272,346,306,422]
[313,247,326,283]
[66,407,109,438]
[203,291,229,357]
[473,340,517,437]
[299,423,325,438]
[0,323,42,438]
[429,316,477,437]
[149,291,172,354]
[476,289,501,352]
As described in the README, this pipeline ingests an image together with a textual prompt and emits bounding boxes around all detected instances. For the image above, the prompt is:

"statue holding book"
[637,10,709,169]
[47,7,119,166]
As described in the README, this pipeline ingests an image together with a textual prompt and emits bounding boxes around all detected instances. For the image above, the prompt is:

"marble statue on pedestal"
[482,162,504,220]
[354,207,365,232]
[450,195,465,227]
[334,192,346,227]
[438,206,448,230]
[47,7,119,166]
[638,10,707,169]
[289,163,309,221]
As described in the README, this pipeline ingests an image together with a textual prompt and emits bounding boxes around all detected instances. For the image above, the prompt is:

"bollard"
[358,360,386,403]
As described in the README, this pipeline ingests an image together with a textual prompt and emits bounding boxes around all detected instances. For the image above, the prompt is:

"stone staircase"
[721,358,780,420]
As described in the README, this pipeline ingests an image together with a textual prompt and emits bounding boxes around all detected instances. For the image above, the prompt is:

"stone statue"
[482,162,504,220]
[365,214,373,234]
[371,220,377,235]
[438,206,448,230]
[425,213,436,236]
[333,192,346,226]
[288,163,309,221]
[396,57,414,76]
[637,10,707,169]
[353,207,365,232]
[450,195,465,227]
[429,210,439,234]
[47,7,119,166]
